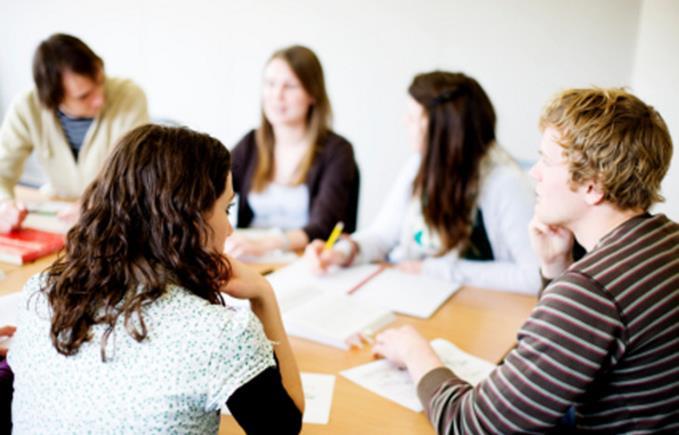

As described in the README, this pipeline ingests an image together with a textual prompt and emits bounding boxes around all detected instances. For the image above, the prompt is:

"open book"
[266,262,395,350]
[268,260,460,319]
[341,338,496,412]
[0,228,65,265]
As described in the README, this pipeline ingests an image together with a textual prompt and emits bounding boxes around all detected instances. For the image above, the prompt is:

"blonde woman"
[227,45,359,258]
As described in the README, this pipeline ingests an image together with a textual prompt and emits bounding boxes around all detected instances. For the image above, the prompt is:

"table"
[219,286,536,434]
[1,187,537,434]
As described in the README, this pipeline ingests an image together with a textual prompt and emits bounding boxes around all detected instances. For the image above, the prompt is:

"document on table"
[222,372,336,425]
[341,338,496,412]
[266,262,395,349]
[268,259,460,319]
[0,292,22,349]
[22,200,73,234]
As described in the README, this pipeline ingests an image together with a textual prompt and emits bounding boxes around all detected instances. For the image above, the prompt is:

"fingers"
[0,200,26,233]
[0,325,16,336]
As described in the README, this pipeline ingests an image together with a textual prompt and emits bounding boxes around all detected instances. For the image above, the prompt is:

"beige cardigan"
[0,77,149,200]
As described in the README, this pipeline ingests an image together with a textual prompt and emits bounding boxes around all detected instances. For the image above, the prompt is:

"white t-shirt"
[249,183,310,230]
[8,274,275,434]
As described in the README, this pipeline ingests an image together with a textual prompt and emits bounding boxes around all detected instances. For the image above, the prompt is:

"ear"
[583,181,605,206]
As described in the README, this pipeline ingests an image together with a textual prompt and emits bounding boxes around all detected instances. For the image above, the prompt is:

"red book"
[0,228,65,265]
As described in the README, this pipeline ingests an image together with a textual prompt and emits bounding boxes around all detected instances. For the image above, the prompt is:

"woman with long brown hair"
[307,71,540,294]
[226,45,359,259]
[8,125,303,433]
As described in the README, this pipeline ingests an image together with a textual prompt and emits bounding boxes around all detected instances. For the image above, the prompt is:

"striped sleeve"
[417,271,625,434]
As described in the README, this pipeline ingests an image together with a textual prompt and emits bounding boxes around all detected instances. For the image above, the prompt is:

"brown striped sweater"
[417,213,679,433]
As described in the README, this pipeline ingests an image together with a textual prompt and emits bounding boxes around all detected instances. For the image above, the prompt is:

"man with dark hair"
[373,88,678,433]
[0,33,149,233]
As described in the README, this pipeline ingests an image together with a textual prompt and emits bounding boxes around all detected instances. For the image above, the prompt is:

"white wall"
[2,0,660,227]
[632,0,679,220]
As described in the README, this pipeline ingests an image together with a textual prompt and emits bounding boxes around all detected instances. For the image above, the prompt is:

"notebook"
[266,263,395,350]
[268,260,460,319]
[0,228,65,265]
[341,338,496,411]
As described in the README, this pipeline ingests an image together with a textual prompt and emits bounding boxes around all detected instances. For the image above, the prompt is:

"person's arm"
[376,273,625,433]
[301,136,357,241]
[0,94,35,201]
[347,155,421,264]
[223,258,304,412]
[226,356,302,435]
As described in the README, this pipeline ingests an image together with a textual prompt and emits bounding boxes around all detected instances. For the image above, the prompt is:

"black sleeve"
[231,131,256,228]
[302,134,359,240]
[226,361,302,435]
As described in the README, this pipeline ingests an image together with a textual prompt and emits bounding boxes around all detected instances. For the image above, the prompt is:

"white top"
[340,146,541,294]
[249,182,310,230]
[8,274,275,434]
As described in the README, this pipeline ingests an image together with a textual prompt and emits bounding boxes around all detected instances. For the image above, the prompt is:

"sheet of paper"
[283,292,394,349]
[299,372,335,424]
[0,292,22,349]
[267,260,381,295]
[341,338,496,412]
[221,372,336,425]
[266,262,395,349]
[22,214,70,235]
[355,268,461,318]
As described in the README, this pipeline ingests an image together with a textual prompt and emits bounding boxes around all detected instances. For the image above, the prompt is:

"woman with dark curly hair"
[7,124,303,433]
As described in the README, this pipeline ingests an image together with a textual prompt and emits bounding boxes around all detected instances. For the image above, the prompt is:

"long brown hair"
[410,72,496,254]
[252,45,332,191]
[45,124,232,360]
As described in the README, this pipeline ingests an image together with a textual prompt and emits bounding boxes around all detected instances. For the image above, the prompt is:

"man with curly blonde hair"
[372,88,678,433]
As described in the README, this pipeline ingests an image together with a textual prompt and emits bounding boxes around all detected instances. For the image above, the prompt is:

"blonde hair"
[252,45,332,191]
[540,88,673,211]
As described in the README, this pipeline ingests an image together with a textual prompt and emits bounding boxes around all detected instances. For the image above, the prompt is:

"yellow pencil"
[323,221,344,251]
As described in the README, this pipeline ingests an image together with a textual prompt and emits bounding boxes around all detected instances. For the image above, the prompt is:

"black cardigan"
[231,130,360,240]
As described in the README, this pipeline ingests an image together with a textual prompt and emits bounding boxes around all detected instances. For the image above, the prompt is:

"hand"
[372,325,443,382]
[303,239,349,274]
[224,233,281,258]
[56,202,80,227]
[529,216,574,278]
[221,256,274,303]
[0,200,27,233]
[396,260,422,274]
[0,325,17,357]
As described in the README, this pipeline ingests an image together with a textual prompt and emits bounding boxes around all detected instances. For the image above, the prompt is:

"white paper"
[354,268,460,318]
[22,200,73,234]
[299,372,335,424]
[221,372,336,425]
[0,292,21,326]
[265,262,395,349]
[341,338,496,412]
[0,292,22,349]
[268,260,459,319]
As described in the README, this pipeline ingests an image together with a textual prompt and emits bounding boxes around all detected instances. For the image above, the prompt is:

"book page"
[283,293,394,350]
[267,262,395,349]
[353,268,461,318]
[341,338,496,412]
[267,260,381,295]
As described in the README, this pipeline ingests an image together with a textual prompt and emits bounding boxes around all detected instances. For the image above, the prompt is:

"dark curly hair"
[409,71,496,254]
[44,124,232,361]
